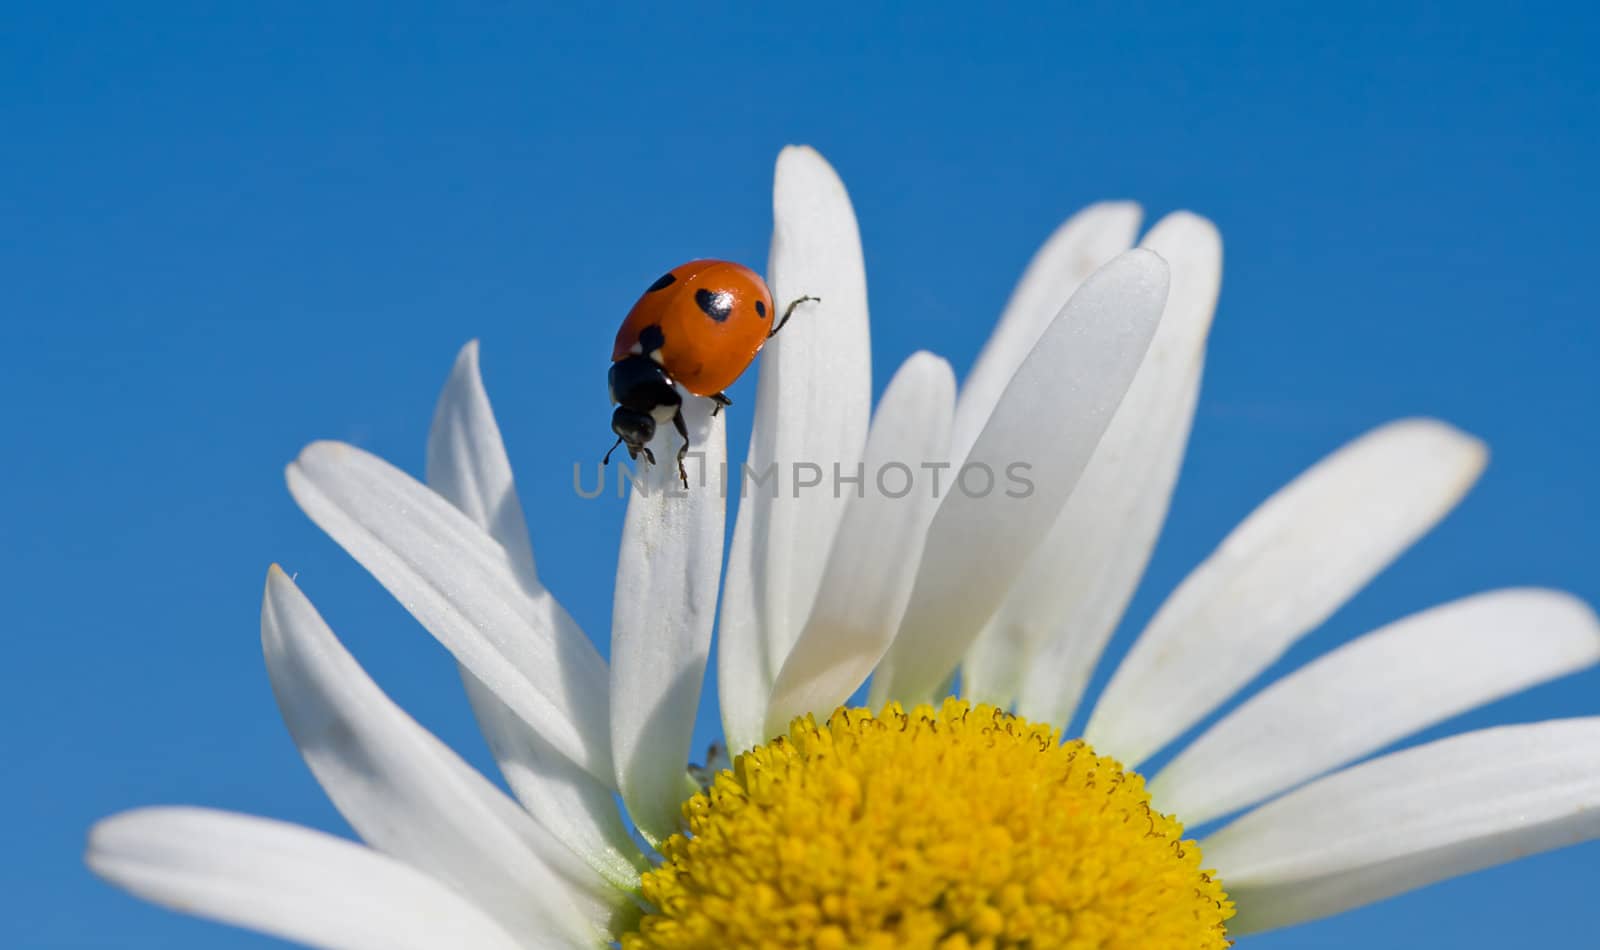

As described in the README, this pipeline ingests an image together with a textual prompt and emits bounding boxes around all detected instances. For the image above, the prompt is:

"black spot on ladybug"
[695,288,735,322]
[755,300,768,318]
[638,323,666,353]
[646,272,677,293]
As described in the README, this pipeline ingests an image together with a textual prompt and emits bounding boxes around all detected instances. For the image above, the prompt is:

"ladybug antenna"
[602,436,625,466]
[770,294,821,338]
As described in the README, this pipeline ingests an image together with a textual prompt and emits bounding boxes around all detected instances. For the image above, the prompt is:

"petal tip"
[1152,208,1218,233]
[294,439,348,465]
[264,564,296,604]
[903,349,956,378]
[1533,589,1600,648]
[84,807,167,864]
[290,441,371,487]
[263,563,306,606]
[1113,246,1172,295]
[1143,210,1223,259]
[1091,200,1145,226]
[1390,417,1491,476]
[84,812,116,854]
[774,146,848,203]
[777,143,825,167]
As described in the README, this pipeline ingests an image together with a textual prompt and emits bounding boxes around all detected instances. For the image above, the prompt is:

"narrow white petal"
[950,202,1143,463]
[426,340,539,588]
[716,494,770,756]
[458,679,644,889]
[718,145,872,753]
[971,212,1222,710]
[872,249,1170,705]
[1015,367,1200,725]
[424,344,642,887]
[765,352,955,735]
[1086,419,1489,767]
[1205,718,1600,933]
[610,398,726,844]
[1153,589,1600,826]
[287,441,613,780]
[87,807,532,950]
[262,568,613,943]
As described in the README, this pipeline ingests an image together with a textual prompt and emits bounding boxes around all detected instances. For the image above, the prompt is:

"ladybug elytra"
[606,259,816,485]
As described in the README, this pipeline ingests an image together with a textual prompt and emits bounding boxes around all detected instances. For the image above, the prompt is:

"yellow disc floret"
[624,699,1232,949]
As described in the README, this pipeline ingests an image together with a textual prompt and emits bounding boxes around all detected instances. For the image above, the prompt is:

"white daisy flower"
[87,146,1600,949]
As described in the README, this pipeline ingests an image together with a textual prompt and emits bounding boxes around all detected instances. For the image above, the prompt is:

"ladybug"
[606,259,817,485]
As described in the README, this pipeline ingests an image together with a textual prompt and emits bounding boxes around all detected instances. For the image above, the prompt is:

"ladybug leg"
[770,294,821,338]
[710,392,733,416]
[672,408,691,487]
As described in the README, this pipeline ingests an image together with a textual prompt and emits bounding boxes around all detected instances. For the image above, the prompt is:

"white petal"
[765,352,955,735]
[426,340,539,588]
[610,398,726,844]
[950,202,1143,464]
[716,489,770,756]
[1085,419,1489,767]
[718,145,872,753]
[424,343,642,887]
[1152,589,1600,826]
[1015,368,1200,724]
[871,249,1170,706]
[261,568,613,943]
[87,807,533,950]
[971,212,1222,710]
[1204,718,1600,933]
[287,441,613,780]
[458,680,643,887]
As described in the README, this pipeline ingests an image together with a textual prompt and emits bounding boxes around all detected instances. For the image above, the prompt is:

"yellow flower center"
[623,699,1233,949]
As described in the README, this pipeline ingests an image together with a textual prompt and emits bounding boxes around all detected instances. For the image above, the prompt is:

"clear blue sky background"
[4,3,1596,947]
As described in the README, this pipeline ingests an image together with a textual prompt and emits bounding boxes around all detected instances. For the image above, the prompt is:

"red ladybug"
[606,259,816,484]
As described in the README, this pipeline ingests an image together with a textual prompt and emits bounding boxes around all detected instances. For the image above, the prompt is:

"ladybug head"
[609,407,656,463]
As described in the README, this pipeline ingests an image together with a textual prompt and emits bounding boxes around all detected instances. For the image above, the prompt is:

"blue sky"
[4,3,1597,947]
